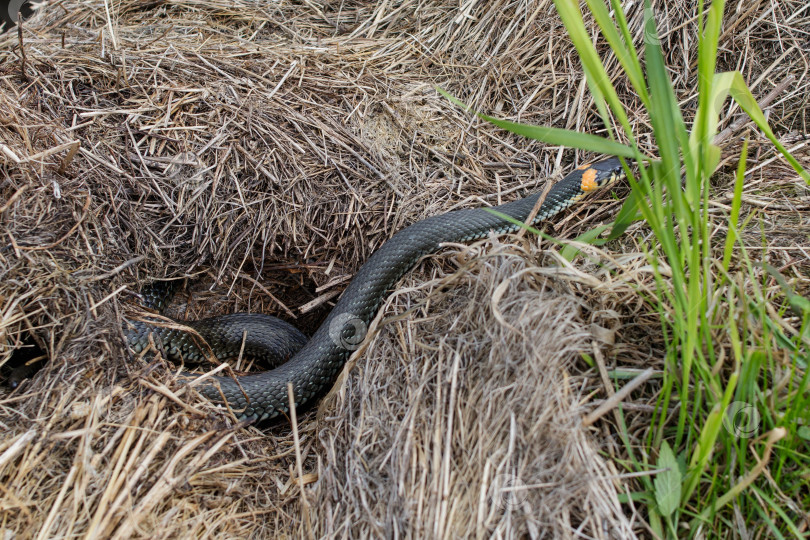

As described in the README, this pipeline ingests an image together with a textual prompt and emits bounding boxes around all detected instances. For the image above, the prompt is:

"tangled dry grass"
[1,0,808,538]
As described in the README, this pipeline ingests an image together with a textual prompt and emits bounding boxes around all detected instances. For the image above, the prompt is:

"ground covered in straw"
[1,0,808,538]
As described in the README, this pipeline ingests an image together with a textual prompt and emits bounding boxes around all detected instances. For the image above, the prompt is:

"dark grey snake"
[126,158,625,422]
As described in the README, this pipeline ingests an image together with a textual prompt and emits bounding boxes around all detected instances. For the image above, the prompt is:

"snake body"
[127,158,624,422]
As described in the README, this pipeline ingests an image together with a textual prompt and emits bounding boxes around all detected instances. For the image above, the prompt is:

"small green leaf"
[797,426,810,441]
[560,224,611,261]
[654,441,682,517]
[607,188,643,240]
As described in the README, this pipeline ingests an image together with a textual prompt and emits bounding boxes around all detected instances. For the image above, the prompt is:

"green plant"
[440,0,809,536]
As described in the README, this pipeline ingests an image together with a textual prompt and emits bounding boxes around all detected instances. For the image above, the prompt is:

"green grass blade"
[692,0,725,169]
[693,71,810,183]
[586,0,649,107]
[477,114,635,157]
[681,373,737,505]
[552,0,634,140]
[721,140,747,272]
[724,72,810,183]
[436,87,635,157]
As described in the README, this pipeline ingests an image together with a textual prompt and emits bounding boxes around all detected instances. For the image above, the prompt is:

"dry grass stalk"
[1,0,808,537]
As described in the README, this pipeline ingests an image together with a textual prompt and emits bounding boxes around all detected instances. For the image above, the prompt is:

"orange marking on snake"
[577,162,592,170]
[580,168,599,191]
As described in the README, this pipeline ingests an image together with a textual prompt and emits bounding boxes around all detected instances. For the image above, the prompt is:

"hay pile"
[1,0,808,537]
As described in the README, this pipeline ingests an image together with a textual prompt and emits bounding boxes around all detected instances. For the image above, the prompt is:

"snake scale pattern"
[126,158,625,422]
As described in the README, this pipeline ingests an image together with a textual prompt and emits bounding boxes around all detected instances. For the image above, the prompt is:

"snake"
[125,158,625,422]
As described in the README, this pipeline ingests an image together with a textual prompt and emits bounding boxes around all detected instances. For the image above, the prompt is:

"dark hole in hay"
[140,258,337,374]
[2,332,46,389]
[171,267,332,335]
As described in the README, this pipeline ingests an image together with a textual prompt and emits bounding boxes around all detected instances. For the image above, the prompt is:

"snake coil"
[127,158,625,422]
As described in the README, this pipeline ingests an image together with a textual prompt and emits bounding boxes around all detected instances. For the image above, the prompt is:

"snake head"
[577,158,626,192]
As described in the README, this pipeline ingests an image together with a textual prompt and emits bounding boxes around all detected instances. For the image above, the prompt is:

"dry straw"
[1,0,808,537]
